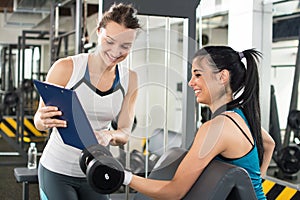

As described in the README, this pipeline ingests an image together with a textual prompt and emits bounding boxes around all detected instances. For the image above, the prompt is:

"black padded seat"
[134,147,257,200]
[14,167,38,200]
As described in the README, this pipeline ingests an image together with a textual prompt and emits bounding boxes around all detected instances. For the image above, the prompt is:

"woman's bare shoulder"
[46,57,74,87]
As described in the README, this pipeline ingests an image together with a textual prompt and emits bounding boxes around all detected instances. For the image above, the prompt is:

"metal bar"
[20,37,49,40]
[57,0,75,7]
[55,30,76,39]
[23,30,50,34]
[164,17,170,153]
[98,0,103,23]
[50,1,56,65]
[64,37,69,57]
[22,182,29,200]
[8,45,13,91]
[1,47,6,91]
[144,15,150,179]
[182,14,197,149]
[21,31,25,85]
[0,152,21,156]
[75,0,82,54]
[20,31,27,149]
[55,6,59,38]
[272,0,297,5]
[0,130,27,159]
[37,46,42,81]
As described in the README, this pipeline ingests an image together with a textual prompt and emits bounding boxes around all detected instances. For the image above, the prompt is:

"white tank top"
[40,53,129,177]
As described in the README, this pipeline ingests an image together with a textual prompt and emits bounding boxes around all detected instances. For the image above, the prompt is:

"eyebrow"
[193,69,202,73]
[106,35,133,45]
[106,35,115,41]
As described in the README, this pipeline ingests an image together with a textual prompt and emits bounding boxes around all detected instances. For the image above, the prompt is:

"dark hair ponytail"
[194,46,264,165]
[238,49,264,166]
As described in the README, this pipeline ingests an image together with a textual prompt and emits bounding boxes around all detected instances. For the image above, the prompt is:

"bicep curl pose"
[121,46,275,200]
[34,3,141,200]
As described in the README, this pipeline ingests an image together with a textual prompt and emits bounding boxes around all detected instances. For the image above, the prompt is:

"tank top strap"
[220,114,254,147]
[83,64,90,82]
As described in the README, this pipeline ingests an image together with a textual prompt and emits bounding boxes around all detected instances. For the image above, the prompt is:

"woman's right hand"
[34,106,67,131]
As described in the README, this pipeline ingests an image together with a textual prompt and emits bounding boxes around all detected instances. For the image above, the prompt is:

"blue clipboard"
[33,80,98,150]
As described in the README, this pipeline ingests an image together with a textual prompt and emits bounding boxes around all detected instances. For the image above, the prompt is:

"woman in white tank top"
[34,3,141,200]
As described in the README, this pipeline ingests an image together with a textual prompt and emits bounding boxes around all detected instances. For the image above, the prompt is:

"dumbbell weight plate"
[79,144,113,174]
[4,92,19,107]
[22,79,34,92]
[277,146,300,174]
[86,155,124,194]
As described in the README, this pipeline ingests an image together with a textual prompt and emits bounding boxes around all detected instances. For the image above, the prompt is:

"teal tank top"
[216,108,266,200]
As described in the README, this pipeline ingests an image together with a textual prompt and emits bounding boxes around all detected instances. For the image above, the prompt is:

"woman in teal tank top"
[115,46,275,200]
[216,108,266,199]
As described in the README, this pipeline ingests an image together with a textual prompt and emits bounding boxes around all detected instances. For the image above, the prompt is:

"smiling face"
[188,56,227,107]
[98,21,137,67]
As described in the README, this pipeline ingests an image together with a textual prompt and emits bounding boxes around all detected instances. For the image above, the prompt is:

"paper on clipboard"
[33,79,98,150]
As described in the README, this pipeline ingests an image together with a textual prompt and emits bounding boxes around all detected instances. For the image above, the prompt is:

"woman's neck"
[209,94,233,114]
[89,52,115,73]
[209,95,233,116]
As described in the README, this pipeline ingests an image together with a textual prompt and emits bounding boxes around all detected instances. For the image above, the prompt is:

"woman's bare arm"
[109,69,138,145]
[129,118,227,199]
[260,127,275,177]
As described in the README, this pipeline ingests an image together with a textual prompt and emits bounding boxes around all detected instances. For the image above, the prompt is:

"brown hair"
[98,3,141,30]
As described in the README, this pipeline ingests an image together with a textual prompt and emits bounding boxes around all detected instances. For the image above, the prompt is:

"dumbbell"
[3,91,19,108]
[79,144,132,194]
[275,146,300,174]
[21,79,34,92]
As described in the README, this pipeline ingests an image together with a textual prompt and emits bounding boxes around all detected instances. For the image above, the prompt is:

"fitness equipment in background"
[0,79,35,115]
[287,110,300,138]
[79,144,125,194]
[110,116,137,133]
[269,85,283,153]
[114,127,182,177]
[0,78,41,164]
[111,115,182,181]
[111,117,159,177]
[273,110,300,180]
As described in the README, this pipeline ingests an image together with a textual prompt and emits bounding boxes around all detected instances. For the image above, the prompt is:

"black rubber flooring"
[0,138,40,200]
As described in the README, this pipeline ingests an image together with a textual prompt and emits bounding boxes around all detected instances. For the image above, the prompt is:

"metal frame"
[17,30,49,149]
[49,0,84,65]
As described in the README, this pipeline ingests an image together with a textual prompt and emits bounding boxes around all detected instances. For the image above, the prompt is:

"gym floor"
[0,138,40,200]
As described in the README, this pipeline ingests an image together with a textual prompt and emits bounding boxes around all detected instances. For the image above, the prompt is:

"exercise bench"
[14,167,38,200]
[134,147,257,200]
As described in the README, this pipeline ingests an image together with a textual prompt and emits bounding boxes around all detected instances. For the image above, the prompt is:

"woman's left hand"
[94,130,113,146]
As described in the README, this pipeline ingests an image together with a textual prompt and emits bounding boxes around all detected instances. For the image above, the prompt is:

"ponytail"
[239,49,264,166]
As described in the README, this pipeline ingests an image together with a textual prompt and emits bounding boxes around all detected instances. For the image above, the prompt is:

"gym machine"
[269,30,300,180]
[0,32,48,164]
[0,45,32,164]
